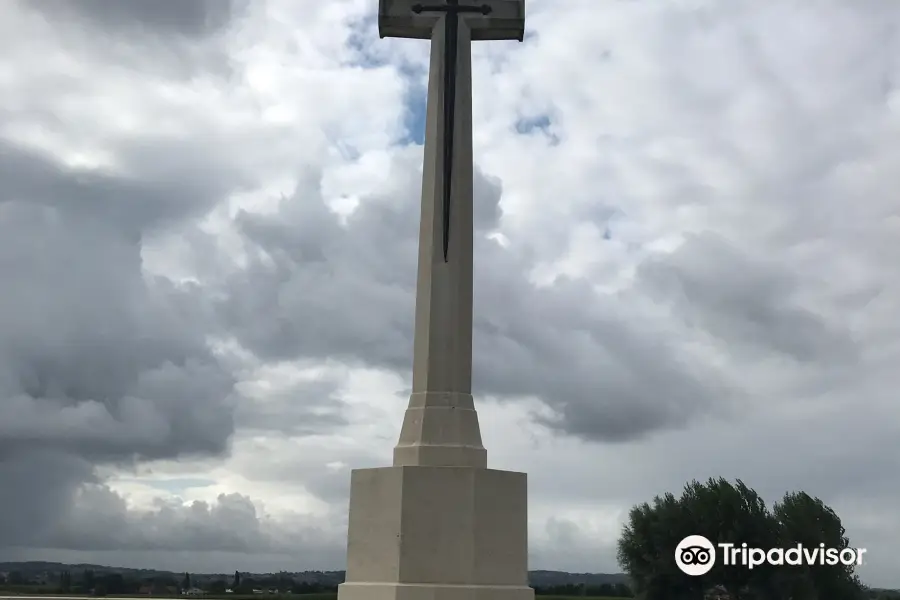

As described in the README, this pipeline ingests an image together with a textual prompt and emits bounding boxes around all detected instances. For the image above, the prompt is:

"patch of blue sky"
[130,477,218,494]
[401,83,428,145]
[156,478,216,492]
[377,22,541,147]
[601,209,644,252]
[583,205,626,244]
[344,14,388,69]
[514,114,560,145]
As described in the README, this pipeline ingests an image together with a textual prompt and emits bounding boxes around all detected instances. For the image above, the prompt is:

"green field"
[239,597,623,600]
[204,596,624,600]
[0,597,625,600]
[540,597,622,600]
[283,597,622,600]
[219,597,622,600]
[0,593,626,600]
[320,597,623,600]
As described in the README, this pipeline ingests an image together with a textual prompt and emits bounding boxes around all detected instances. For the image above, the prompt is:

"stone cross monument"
[336,2,531,600]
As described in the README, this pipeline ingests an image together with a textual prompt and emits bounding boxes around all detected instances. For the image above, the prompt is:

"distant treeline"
[0,570,337,596]
[0,570,635,597]
[534,582,632,597]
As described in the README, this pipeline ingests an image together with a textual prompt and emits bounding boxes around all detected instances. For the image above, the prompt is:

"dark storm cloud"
[32,482,345,566]
[0,202,234,461]
[0,140,237,546]
[636,232,859,363]
[218,156,724,443]
[18,0,243,38]
[0,139,249,237]
[52,488,270,552]
[236,377,349,436]
[0,453,96,549]
[473,268,726,442]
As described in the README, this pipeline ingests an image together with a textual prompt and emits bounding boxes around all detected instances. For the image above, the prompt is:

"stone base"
[393,392,488,468]
[338,582,534,600]
[338,465,531,599]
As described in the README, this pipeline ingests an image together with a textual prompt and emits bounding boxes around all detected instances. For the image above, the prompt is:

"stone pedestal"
[337,466,533,600]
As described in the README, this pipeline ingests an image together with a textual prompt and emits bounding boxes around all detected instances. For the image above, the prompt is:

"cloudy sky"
[1,0,899,589]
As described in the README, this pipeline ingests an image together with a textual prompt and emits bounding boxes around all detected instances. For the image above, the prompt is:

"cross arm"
[378,0,525,42]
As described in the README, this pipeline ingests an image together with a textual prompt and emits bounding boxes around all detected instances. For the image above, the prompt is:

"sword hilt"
[412,3,493,15]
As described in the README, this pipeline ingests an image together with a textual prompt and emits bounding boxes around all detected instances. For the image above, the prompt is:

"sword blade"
[441,12,458,262]
[413,1,491,262]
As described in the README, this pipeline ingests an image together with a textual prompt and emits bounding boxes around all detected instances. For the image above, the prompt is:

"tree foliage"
[617,478,866,600]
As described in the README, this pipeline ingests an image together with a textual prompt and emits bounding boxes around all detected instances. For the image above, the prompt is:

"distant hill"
[0,561,628,587]
[1,562,165,575]
[529,570,628,587]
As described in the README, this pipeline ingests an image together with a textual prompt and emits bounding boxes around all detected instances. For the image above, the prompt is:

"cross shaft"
[412,1,492,262]
[374,0,524,457]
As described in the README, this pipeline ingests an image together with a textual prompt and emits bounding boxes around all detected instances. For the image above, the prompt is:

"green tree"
[233,571,241,589]
[239,576,256,594]
[81,570,95,591]
[277,572,294,592]
[773,491,866,600]
[182,573,191,591]
[98,573,127,595]
[618,487,703,599]
[617,478,866,600]
[59,571,72,593]
[610,582,633,597]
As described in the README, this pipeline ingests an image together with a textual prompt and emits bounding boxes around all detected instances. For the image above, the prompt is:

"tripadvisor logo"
[675,535,867,576]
